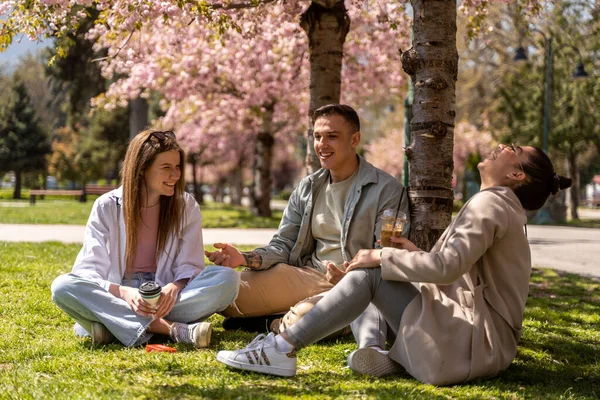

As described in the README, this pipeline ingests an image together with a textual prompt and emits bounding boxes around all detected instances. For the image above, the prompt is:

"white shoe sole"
[347,348,402,377]
[216,351,296,377]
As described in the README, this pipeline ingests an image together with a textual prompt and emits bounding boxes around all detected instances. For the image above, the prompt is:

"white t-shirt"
[311,169,358,271]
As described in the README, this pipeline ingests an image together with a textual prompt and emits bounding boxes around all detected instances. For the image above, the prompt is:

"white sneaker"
[347,347,402,377]
[216,333,297,377]
[170,322,212,348]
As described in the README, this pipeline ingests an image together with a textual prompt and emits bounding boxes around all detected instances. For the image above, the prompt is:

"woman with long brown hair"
[51,130,239,347]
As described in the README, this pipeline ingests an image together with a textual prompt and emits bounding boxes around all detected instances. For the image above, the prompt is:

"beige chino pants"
[222,263,333,318]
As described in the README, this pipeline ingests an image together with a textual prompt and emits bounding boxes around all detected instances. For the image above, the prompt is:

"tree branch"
[91,30,134,62]
[209,0,279,10]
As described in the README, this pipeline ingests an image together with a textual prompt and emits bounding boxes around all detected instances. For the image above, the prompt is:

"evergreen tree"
[0,78,51,199]
[44,9,129,186]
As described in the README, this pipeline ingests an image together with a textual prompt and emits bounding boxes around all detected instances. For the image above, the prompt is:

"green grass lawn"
[0,199,282,228]
[0,242,598,399]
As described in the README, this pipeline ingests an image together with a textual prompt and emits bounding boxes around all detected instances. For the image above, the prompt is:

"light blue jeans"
[51,266,240,347]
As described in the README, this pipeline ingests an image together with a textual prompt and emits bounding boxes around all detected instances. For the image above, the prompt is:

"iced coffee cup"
[380,209,397,247]
[139,281,162,308]
[391,211,407,249]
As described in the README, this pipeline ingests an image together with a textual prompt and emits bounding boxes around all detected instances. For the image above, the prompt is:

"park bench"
[84,184,118,196]
[29,185,118,204]
[29,189,83,204]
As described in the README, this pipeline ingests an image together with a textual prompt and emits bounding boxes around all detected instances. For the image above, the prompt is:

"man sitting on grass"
[205,104,410,363]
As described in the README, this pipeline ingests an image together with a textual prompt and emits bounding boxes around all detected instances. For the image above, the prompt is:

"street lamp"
[514,30,589,224]
[513,29,589,152]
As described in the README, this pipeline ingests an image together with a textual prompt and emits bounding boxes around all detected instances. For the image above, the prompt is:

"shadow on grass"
[483,268,600,398]
[150,371,443,400]
[88,268,600,399]
[3,242,599,399]
[489,354,599,399]
[154,381,312,400]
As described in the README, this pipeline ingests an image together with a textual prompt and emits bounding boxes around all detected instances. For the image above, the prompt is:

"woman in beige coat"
[216,144,572,385]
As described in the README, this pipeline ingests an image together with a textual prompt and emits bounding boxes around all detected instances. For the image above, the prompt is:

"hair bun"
[549,173,573,195]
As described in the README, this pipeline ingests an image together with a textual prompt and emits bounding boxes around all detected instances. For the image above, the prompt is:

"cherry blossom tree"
[1,0,548,240]
[364,128,406,180]
[80,0,407,216]
[127,3,308,217]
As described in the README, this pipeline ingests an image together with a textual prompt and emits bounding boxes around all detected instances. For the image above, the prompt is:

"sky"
[0,38,51,71]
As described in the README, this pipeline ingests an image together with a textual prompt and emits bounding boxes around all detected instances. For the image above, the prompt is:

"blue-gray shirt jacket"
[255,156,410,272]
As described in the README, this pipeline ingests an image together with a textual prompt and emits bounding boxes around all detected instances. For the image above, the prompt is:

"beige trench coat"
[380,186,531,385]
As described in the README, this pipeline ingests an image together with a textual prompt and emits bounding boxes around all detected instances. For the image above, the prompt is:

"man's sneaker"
[347,347,403,377]
[216,333,297,377]
[170,322,212,348]
[90,322,114,346]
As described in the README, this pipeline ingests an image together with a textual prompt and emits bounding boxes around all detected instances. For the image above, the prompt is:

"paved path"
[525,225,600,279]
[1,223,598,278]
[0,224,277,246]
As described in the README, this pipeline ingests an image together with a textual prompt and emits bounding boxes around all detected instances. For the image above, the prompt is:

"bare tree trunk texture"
[301,0,350,174]
[567,150,579,220]
[129,97,149,140]
[401,0,457,251]
[252,103,275,217]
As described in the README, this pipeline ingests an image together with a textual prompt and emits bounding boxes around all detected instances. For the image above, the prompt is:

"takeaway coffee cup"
[139,281,162,308]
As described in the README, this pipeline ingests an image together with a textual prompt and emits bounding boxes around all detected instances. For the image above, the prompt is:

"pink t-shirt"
[133,204,160,273]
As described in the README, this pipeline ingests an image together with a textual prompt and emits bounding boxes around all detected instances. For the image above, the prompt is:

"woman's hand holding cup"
[153,283,180,320]
[121,286,157,317]
[390,236,420,252]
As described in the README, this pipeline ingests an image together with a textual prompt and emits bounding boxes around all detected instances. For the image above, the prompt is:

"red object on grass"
[145,344,177,353]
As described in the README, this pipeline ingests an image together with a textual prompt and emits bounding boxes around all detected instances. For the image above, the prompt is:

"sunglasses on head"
[144,130,176,150]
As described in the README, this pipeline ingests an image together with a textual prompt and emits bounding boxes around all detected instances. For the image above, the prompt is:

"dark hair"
[313,104,360,133]
[514,146,572,211]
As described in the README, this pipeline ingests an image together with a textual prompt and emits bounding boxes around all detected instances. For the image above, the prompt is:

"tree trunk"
[401,0,457,251]
[189,153,204,204]
[129,97,149,140]
[79,176,87,202]
[215,177,226,203]
[567,149,580,220]
[13,169,22,199]
[230,158,244,206]
[301,0,350,174]
[251,103,275,217]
